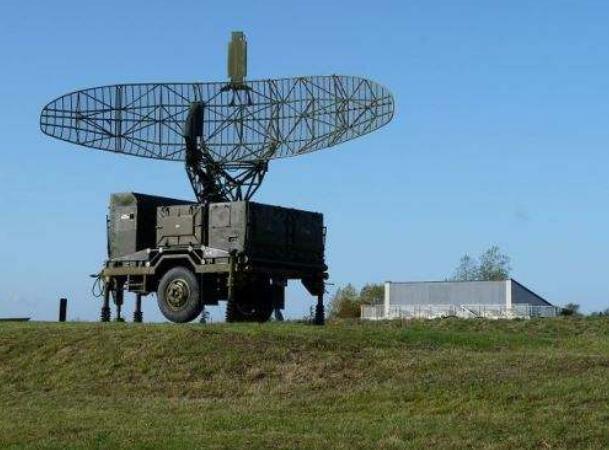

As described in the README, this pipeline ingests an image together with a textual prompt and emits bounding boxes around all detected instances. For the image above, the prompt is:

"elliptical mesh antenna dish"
[40,32,395,204]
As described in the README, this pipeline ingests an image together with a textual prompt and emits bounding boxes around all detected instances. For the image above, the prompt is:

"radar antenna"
[40,31,394,204]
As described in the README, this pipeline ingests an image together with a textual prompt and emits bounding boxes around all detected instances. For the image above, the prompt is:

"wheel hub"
[165,279,190,309]
[236,303,257,317]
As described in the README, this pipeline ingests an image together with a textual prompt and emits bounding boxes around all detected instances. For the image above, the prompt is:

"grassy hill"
[1,318,609,449]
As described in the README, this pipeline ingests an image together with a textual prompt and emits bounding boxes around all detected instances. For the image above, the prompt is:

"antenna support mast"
[184,31,267,205]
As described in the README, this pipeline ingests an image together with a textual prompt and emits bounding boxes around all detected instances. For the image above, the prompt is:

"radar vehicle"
[40,32,394,323]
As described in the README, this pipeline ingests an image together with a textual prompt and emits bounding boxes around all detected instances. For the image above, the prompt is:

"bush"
[560,303,581,316]
[328,283,384,319]
[328,284,360,318]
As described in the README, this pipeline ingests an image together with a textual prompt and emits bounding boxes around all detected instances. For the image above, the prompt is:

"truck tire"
[243,298,273,323]
[254,302,273,322]
[227,300,273,323]
[226,282,273,323]
[157,266,202,323]
[225,297,245,323]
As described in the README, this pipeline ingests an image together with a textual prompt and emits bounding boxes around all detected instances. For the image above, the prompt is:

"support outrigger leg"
[114,288,124,322]
[133,294,143,323]
[225,251,238,323]
[314,293,325,325]
[302,276,326,326]
[101,284,111,323]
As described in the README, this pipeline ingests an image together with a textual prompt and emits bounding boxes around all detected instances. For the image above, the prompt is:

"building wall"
[387,281,508,307]
[511,280,552,306]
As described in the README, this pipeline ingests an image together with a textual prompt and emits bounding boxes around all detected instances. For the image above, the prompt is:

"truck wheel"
[231,301,273,323]
[157,267,202,323]
[255,302,273,322]
[226,298,245,323]
[226,283,273,323]
[238,299,272,323]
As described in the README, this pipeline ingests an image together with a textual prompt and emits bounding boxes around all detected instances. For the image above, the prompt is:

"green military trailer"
[40,32,394,325]
[101,193,327,323]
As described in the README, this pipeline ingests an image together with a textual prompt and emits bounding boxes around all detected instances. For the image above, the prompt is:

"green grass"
[1,318,609,449]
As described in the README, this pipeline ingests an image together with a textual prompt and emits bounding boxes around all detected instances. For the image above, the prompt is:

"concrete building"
[361,279,559,320]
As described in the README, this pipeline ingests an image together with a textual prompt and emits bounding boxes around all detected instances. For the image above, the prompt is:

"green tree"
[328,284,361,319]
[328,283,385,319]
[359,283,384,305]
[478,246,511,281]
[452,254,479,281]
[452,246,512,281]
[561,303,581,316]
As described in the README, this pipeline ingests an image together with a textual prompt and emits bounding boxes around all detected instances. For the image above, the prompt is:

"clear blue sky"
[1,0,608,321]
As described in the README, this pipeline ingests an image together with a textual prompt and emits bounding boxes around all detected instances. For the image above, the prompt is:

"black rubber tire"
[226,296,245,323]
[255,302,273,322]
[157,267,202,323]
[234,300,273,323]
[226,282,273,323]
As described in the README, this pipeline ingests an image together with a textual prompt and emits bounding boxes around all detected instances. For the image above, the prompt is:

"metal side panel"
[207,201,325,268]
[156,204,204,247]
[108,192,193,258]
[208,202,247,252]
[247,202,325,266]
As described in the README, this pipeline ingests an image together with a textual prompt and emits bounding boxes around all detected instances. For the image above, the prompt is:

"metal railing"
[361,304,561,320]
